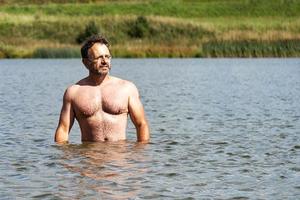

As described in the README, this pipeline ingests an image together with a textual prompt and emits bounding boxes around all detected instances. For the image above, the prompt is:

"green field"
[0,0,299,58]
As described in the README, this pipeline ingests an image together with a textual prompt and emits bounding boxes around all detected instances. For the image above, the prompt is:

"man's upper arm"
[54,87,75,143]
[127,82,150,142]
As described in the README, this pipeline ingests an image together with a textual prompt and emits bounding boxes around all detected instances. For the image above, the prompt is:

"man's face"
[85,43,111,75]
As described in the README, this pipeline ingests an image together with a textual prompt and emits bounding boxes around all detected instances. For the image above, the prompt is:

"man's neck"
[88,73,110,86]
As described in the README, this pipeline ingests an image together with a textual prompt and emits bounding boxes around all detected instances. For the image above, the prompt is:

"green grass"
[1,0,299,17]
[0,0,299,58]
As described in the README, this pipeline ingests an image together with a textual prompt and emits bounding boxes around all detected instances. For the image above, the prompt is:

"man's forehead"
[88,43,110,56]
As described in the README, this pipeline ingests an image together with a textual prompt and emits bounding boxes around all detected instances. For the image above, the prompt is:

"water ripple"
[1,59,300,199]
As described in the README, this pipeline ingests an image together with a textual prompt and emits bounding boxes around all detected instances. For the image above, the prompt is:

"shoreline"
[1,39,299,58]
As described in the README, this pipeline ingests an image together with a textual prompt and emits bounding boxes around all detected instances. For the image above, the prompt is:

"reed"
[32,47,80,58]
[202,39,300,57]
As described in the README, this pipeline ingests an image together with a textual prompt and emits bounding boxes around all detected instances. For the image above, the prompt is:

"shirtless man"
[54,35,150,143]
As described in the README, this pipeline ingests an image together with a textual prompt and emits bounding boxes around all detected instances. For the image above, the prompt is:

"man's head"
[81,35,112,76]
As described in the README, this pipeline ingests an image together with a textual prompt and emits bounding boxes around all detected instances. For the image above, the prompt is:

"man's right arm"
[127,82,150,143]
[54,87,75,144]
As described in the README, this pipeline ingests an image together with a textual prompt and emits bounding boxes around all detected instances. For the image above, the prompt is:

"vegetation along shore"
[0,0,299,58]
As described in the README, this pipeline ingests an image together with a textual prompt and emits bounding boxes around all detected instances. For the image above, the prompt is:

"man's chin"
[90,66,110,76]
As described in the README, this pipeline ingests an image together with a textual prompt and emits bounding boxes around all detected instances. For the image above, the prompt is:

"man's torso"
[70,77,130,142]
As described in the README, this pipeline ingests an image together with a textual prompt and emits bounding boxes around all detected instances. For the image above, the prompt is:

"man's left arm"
[128,83,150,143]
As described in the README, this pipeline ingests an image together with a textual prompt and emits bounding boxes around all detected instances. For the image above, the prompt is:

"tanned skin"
[54,43,150,143]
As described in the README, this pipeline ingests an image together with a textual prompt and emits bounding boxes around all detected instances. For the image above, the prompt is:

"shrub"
[128,16,151,38]
[76,21,100,44]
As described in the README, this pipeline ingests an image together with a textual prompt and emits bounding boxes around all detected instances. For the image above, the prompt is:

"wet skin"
[54,43,150,143]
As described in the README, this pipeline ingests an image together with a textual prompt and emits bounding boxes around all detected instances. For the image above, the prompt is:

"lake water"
[0,58,299,199]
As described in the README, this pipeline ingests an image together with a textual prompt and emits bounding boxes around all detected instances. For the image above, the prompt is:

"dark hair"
[80,35,110,58]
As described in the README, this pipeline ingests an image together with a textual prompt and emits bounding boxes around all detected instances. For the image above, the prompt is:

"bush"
[0,44,31,58]
[76,21,100,44]
[128,16,151,38]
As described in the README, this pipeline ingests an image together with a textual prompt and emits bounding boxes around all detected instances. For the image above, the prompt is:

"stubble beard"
[90,63,111,76]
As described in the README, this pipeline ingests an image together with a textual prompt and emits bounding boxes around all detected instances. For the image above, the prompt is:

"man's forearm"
[136,122,150,142]
[54,127,69,144]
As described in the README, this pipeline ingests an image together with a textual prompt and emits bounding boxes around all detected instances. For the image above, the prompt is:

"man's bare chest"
[72,87,128,118]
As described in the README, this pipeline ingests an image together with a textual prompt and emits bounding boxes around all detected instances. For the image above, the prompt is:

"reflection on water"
[0,58,300,199]
[55,142,150,199]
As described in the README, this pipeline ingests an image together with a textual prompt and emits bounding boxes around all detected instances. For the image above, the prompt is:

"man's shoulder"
[109,77,139,98]
[66,77,89,92]
[110,76,137,90]
[64,82,84,100]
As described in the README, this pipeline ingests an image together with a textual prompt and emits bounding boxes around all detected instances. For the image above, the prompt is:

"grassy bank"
[0,0,299,58]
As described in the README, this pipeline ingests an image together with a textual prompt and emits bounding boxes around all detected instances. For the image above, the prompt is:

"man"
[54,35,150,143]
